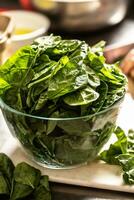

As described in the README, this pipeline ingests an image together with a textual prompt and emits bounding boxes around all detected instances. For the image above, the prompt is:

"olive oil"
[14,28,33,35]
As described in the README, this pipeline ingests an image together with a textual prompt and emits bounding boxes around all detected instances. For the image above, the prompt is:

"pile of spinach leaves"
[0,153,51,200]
[0,35,127,167]
[0,35,126,115]
[100,127,134,185]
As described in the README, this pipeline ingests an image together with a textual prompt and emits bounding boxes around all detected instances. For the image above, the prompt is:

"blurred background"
[0,0,134,62]
[0,0,134,44]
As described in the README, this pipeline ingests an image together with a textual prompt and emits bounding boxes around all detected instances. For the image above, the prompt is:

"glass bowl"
[0,97,122,169]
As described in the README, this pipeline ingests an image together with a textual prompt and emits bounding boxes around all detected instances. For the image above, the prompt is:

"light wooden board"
[0,94,134,193]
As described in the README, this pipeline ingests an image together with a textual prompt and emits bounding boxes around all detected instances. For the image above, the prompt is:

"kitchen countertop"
[0,1,134,199]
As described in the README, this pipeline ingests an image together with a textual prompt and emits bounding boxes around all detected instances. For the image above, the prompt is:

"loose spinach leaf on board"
[127,129,134,154]
[117,154,134,185]
[13,162,41,188]
[0,153,15,186]
[10,182,33,200]
[10,162,41,200]
[100,126,127,164]
[0,153,51,200]
[33,185,51,200]
[0,173,10,197]
[32,176,51,200]
[40,176,50,191]
[100,127,134,185]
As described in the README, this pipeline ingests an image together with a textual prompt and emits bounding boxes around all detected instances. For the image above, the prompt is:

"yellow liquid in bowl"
[14,28,34,35]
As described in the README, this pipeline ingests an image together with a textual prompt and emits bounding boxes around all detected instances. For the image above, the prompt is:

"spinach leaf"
[13,162,41,188]
[102,88,125,109]
[85,66,100,88]
[91,40,106,56]
[54,122,114,165]
[0,173,10,196]
[0,154,13,198]
[99,63,126,85]
[100,127,134,185]
[87,49,105,71]
[33,185,51,200]
[63,86,99,106]
[48,39,81,56]
[48,61,83,99]
[10,162,41,199]
[50,56,69,77]
[10,183,33,200]
[117,154,134,185]
[127,129,134,154]
[0,154,52,200]
[0,46,36,86]
[90,81,108,113]
[33,176,51,200]
[70,42,88,65]
[32,54,51,72]
[39,176,50,191]
[46,111,59,135]
[57,118,92,136]
[0,78,11,96]
[100,126,127,164]
[32,34,61,52]
[0,153,15,186]
[34,91,48,111]
[28,61,57,88]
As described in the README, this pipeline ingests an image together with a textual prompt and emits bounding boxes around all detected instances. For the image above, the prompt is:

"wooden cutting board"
[0,94,134,193]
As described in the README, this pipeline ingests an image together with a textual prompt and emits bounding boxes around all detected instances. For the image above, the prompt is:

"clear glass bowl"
[0,97,122,169]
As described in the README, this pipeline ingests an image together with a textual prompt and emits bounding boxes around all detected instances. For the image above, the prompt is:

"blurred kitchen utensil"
[121,49,134,77]
[0,14,13,64]
[30,0,129,31]
[104,41,134,63]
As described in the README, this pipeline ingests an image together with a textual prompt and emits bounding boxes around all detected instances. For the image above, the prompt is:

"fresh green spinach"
[0,35,127,167]
[100,127,134,185]
[0,154,51,200]
[0,35,126,116]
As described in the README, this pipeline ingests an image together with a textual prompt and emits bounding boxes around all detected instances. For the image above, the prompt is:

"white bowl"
[2,10,50,53]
